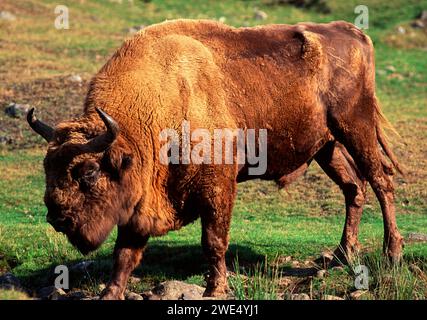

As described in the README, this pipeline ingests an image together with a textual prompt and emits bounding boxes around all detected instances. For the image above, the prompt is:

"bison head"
[27,108,139,254]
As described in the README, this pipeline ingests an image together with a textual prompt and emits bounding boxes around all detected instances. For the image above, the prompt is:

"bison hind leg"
[312,141,367,268]
[328,97,403,262]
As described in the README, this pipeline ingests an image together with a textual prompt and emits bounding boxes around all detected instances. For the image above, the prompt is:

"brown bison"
[27,19,403,299]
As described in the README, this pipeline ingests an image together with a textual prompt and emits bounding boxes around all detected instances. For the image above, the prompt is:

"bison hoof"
[384,235,404,264]
[100,286,125,300]
[203,285,229,298]
[385,248,403,266]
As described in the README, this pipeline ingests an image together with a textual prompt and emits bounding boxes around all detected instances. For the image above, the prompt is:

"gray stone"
[128,276,141,284]
[0,136,13,145]
[68,74,82,83]
[324,294,344,300]
[37,286,66,300]
[291,293,310,300]
[0,273,22,291]
[316,269,327,278]
[397,26,406,34]
[291,260,300,267]
[0,11,16,21]
[385,65,396,72]
[411,20,425,29]
[419,10,427,21]
[254,9,268,20]
[407,232,427,242]
[65,291,87,300]
[150,280,205,300]
[377,69,387,76]
[98,283,106,292]
[126,291,144,300]
[4,103,31,118]
[128,25,145,34]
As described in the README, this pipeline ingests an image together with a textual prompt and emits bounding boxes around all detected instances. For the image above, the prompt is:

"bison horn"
[27,108,54,142]
[85,108,120,152]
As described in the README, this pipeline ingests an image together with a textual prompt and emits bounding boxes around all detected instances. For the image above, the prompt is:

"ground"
[0,0,426,300]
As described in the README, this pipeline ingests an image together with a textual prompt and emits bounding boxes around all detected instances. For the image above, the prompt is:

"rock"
[141,290,158,300]
[411,20,425,29]
[98,283,106,292]
[0,273,23,291]
[70,260,94,272]
[218,16,226,23]
[37,286,66,300]
[0,11,16,21]
[418,10,427,21]
[324,294,344,300]
[128,25,145,34]
[150,280,205,300]
[291,260,300,268]
[253,9,268,20]
[65,290,87,300]
[385,65,396,72]
[385,65,396,73]
[279,277,293,287]
[68,74,82,83]
[377,69,387,76]
[4,103,31,118]
[291,293,310,300]
[407,232,427,242]
[316,252,334,267]
[350,290,368,300]
[316,269,327,278]
[128,276,141,285]
[283,255,292,263]
[397,26,406,34]
[0,136,13,145]
[321,252,334,261]
[276,255,292,265]
[126,291,144,300]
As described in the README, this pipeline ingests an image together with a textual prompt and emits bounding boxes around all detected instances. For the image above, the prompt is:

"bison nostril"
[48,216,72,233]
[46,215,54,224]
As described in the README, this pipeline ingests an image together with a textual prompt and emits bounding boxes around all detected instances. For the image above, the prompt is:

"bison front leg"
[201,210,232,297]
[101,226,149,300]
[200,178,236,297]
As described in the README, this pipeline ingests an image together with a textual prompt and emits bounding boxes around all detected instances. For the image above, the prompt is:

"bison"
[27,19,403,299]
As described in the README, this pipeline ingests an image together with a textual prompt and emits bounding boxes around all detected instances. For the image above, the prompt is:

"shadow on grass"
[14,243,265,294]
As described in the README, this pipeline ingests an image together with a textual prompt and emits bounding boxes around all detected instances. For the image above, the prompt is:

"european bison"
[27,19,403,299]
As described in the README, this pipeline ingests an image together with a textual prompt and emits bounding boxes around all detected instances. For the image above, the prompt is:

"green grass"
[0,0,426,299]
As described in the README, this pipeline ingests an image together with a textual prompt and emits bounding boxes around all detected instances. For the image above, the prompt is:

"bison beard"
[28,19,404,299]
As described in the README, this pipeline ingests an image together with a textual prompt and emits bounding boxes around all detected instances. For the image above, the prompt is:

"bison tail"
[374,98,405,175]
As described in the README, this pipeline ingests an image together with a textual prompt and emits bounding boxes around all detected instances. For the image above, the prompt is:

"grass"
[230,257,281,300]
[0,0,426,299]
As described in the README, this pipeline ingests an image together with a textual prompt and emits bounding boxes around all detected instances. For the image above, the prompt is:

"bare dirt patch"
[0,75,89,149]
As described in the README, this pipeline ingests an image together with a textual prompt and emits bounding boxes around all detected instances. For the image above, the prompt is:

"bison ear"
[103,148,133,179]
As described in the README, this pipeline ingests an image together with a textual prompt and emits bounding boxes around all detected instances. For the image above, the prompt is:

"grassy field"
[0,0,426,299]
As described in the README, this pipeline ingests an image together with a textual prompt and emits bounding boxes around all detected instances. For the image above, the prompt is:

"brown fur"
[32,20,404,299]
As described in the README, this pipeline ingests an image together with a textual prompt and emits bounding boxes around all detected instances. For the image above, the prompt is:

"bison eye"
[72,161,100,188]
